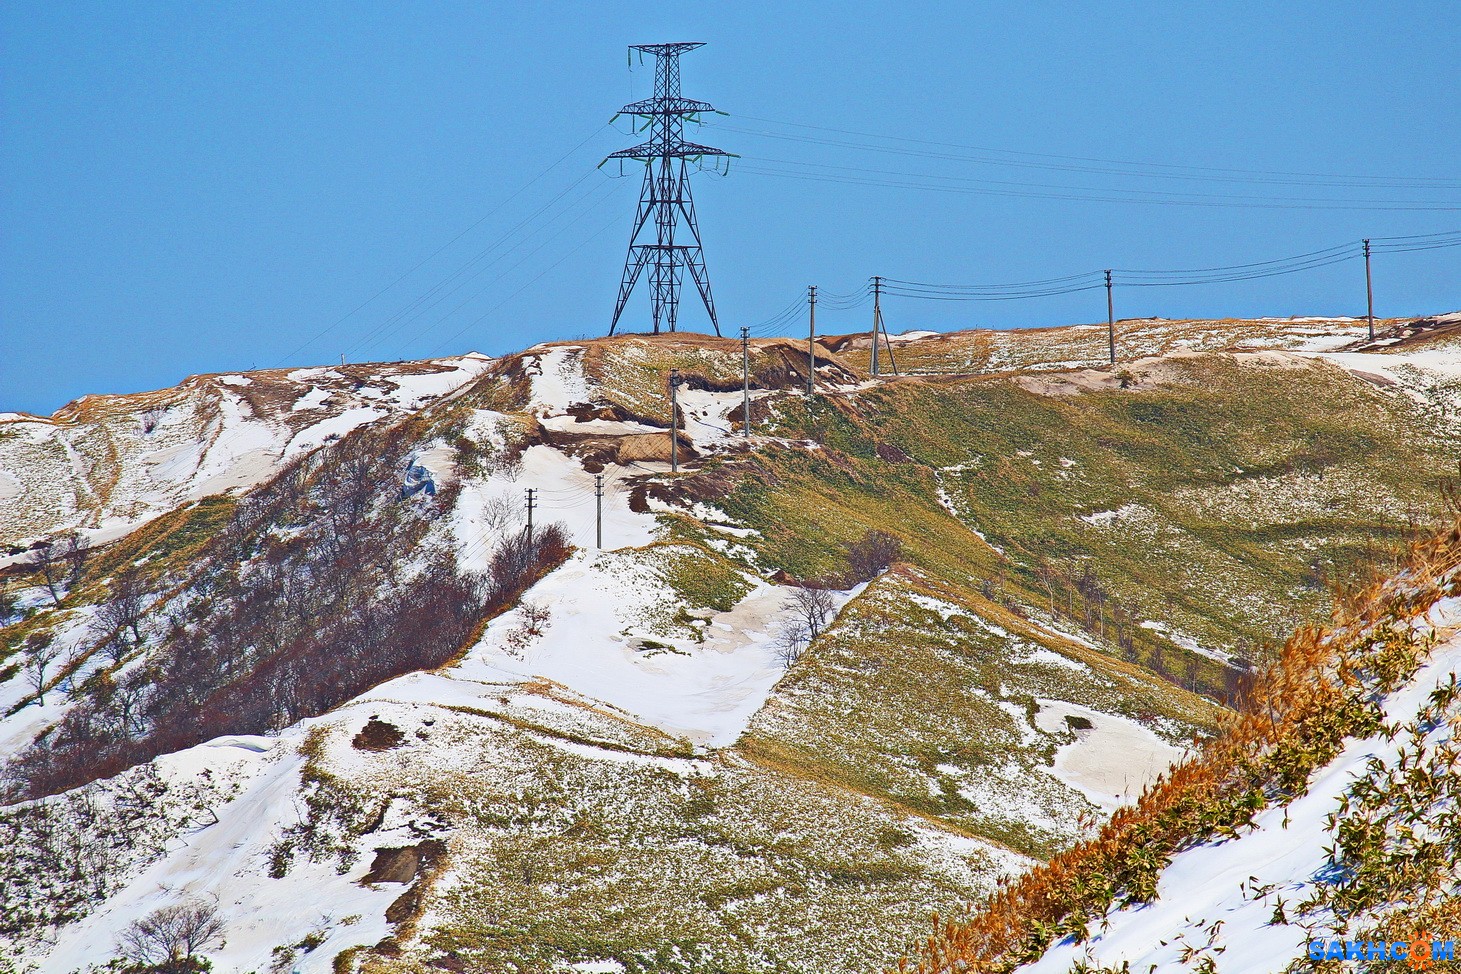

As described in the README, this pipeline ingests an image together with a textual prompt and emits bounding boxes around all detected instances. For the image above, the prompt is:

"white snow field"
[39,732,403,974]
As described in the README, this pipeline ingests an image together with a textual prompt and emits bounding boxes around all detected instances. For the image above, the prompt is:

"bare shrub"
[139,404,168,435]
[774,621,810,670]
[787,584,835,640]
[92,566,150,655]
[116,900,224,970]
[480,491,522,538]
[844,529,902,583]
[505,601,552,654]
[30,539,67,606]
[25,634,62,706]
[59,531,89,584]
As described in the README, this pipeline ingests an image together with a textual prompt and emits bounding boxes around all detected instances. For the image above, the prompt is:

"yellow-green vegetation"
[0,496,236,673]
[878,317,1389,376]
[80,495,236,589]
[646,541,754,613]
[729,353,1448,665]
[306,701,1002,974]
[897,519,1461,973]
[581,337,785,424]
[741,566,1220,860]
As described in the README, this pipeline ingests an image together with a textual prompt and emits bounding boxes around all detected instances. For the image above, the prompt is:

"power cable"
[284,123,611,363]
[721,114,1461,189]
[742,154,1461,209]
[736,163,1461,212]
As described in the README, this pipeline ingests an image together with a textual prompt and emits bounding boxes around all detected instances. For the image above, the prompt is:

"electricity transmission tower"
[605,43,732,336]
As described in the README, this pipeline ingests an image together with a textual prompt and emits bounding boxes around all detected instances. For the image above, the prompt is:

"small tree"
[59,531,89,584]
[787,584,835,640]
[773,621,809,670]
[25,634,62,706]
[480,491,521,538]
[116,901,225,973]
[31,539,67,606]
[140,404,168,434]
[94,565,150,650]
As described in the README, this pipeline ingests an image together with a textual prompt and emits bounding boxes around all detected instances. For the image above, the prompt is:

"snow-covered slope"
[1022,594,1461,974]
[0,355,491,551]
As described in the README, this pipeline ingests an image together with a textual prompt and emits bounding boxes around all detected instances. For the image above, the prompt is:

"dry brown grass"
[893,518,1461,973]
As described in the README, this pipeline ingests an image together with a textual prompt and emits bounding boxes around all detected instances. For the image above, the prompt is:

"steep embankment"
[0,315,1457,972]
[897,520,1461,973]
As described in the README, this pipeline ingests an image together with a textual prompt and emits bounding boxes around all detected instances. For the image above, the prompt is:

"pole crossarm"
[617,97,719,119]
[606,141,734,161]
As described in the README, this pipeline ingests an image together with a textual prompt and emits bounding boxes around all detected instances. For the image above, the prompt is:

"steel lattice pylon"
[605,42,732,336]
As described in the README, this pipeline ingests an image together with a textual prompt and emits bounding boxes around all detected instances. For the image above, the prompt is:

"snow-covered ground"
[1033,698,1185,812]
[440,552,863,746]
[1022,596,1461,974]
[0,354,492,551]
[37,732,403,974]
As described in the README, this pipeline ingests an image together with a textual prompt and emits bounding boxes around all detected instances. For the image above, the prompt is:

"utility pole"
[1105,269,1116,365]
[605,43,732,336]
[594,474,604,550]
[1363,238,1375,340]
[740,326,751,437]
[871,276,883,377]
[807,285,817,396]
[524,488,537,546]
[669,368,681,473]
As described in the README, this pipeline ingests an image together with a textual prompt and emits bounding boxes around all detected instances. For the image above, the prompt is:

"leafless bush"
[92,566,150,655]
[521,601,552,633]
[774,621,810,670]
[59,531,89,584]
[139,404,168,435]
[116,900,224,970]
[480,491,521,538]
[30,539,67,606]
[787,584,835,640]
[845,529,902,583]
[25,635,62,706]
[505,600,552,654]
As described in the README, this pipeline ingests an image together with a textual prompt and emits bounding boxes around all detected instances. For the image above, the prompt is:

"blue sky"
[3,1,1458,414]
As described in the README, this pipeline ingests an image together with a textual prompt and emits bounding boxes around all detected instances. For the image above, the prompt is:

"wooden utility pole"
[669,368,680,473]
[871,276,883,376]
[740,326,751,437]
[1363,238,1375,340]
[594,474,604,549]
[807,285,817,396]
[524,488,537,546]
[1105,269,1116,365]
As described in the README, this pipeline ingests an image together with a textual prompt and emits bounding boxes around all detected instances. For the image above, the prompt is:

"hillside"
[899,518,1461,974]
[0,312,1457,973]
[0,355,491,553]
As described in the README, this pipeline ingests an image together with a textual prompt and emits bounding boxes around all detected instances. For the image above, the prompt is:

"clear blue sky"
[3,1,1458,415]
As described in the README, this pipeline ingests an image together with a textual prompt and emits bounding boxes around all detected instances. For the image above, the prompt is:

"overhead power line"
[721,114,1461,190]
[285,123,612,364]
[826,232,1458,307]
[736,162,1461,212]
